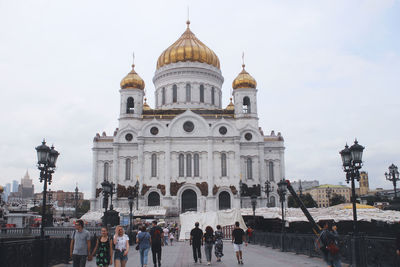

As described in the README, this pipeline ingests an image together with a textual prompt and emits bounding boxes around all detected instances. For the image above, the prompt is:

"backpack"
[153,227,161,242]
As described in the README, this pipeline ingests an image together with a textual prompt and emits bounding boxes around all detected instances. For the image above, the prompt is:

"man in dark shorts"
[190,222,203,263]
[149,220,164,267]
[232,221,247,265]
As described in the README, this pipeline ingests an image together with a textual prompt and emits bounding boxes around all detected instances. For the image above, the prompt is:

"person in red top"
[246,227,253,244]
[231,221,247,265]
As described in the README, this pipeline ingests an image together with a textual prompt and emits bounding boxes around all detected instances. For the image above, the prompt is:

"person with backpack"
[149,220,163,267]
[190,222,203,263]
[318,222,342,267]
[203,226,215,266]
[70,219,92,267]
[91,227,113,267]
[137,225,151,267]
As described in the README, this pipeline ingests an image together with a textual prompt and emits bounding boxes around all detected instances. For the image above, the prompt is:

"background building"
[91,21,286,214]
[304,184,351,208]
[12,180,18,193]
[290,180,319,194]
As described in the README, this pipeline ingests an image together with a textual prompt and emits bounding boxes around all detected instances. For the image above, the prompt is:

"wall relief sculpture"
[170,181,186,196]
[157,184,166,196]
[196,182,208,196]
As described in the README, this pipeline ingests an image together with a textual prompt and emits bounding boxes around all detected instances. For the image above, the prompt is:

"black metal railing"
[0,226,104,238]
[253,232,400,267]
[0,236,70,267]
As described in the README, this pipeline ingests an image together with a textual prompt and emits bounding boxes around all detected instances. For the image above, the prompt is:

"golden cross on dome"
[132,51,135,66]
[242,52,245,69]
[186,6,190,28]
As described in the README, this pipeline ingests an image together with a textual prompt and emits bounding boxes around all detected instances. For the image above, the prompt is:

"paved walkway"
[56,241,327,267]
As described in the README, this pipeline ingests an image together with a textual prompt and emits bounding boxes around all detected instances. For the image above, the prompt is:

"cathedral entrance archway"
[218,191,231,210]
[181,189,197,213]
[148,192,160,206]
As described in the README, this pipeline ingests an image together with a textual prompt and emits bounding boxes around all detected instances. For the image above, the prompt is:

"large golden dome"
[232,64,257,89]
[156,21,220,70]
[120,64,145,90]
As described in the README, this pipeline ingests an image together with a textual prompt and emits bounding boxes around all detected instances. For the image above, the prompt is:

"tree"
[288,193,318,208]
[330,193,346,206]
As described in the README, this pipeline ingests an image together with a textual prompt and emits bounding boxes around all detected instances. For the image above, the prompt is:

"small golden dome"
[120,64,145,90]
[232,64,257,89]
[156,21,220,70]
[226,98,234,111]
[0,185,3,193]
[143,98,151,111]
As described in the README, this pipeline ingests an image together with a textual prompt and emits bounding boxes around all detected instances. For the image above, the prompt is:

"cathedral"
[90,21,285,215]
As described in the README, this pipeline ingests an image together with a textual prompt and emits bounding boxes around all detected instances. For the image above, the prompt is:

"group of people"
[189,221,247,265]
[70,219,249,267]
[69,219,169,267]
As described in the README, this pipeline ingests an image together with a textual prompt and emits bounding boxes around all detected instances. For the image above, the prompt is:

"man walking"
[190,222,203,263]
[232,221,247,265]
[150,220,164,267]
[70,219,92,267]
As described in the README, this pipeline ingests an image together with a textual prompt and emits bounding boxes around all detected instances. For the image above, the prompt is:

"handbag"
[135,244,140,250]
[327,242,339,255]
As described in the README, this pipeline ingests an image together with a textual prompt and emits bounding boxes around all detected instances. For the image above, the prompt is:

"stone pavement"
[55,240,327,267]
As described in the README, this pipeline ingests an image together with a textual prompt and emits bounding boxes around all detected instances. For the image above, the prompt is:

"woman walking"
[137,225,151,267]
[169,232,174,246]
[214,225,224,262]
[203,226,215,266]
[113,225,130,267]
[91,227,113,267]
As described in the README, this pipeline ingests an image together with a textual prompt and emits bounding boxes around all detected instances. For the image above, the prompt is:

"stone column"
[91,148,98,211]
[258,142,265,197]
[112,144,120,208]
[234,138,241,209]
[138,139,144,193]
[207,138,214,197]
[164,138,171,197]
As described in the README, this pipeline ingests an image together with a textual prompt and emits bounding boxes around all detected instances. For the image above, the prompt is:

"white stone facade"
[90,49,285,216]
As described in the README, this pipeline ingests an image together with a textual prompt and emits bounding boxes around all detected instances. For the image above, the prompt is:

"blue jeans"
[140,247,150,266]
[164,236,168,245]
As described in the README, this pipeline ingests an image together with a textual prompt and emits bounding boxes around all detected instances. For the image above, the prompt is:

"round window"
[245,133,253,141]
[183,121,195,132]
[150,127,159,135]
[219,126,227,135]
[125,133,133,141]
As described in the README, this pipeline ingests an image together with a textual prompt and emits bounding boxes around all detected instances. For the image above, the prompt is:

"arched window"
[186,83,191,102]
[151,154,157,177]
[148,192,160,206]
[269,196,276,207]
[103,162,109,180]
[193,153,199,177]
[172,84,177,103]
[125,158,131,180]
[179,154,184,177]
[219,191,231,210]
[211,87,215,105]
[200,85,204,103]
[221,153,227,177]
[243,97,251,113]
[162,87,165,105]
[269,161,274,181]
[126,97,134,114]
[186,154,192,177]
[246,157,253,179]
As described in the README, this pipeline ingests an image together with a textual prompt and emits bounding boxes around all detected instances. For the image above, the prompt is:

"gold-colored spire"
[120,55,145,90]
[232,58,257,89]
[143,97,151,111]
[226,97,234,111]
[156,21,220,70]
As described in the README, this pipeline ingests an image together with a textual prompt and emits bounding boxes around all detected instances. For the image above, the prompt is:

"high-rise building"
[18,170,34,199]
[12,180,18,193]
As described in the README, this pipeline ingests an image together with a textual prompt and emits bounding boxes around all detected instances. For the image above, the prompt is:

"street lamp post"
[74,185,79,218]
[35,140,59,239]
[340,139,365,266]
[250,194,257,226]
[277,179,288,252]
[135,179,140,210]
[263,180,274,207]
[239,176,244,209]
[385,164,399,199]
[128,193,134,244]
[101,180,119,226]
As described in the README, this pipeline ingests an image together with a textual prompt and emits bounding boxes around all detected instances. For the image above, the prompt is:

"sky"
[0,0,399,199]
